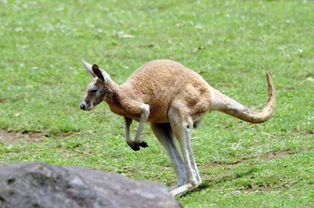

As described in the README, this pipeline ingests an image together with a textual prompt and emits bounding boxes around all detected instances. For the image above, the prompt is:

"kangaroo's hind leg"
[168,105,202,197]
[151,123,186,190]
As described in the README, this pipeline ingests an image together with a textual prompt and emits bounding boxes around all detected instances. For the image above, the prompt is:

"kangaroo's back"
[124,59,210,98]
[120,59,212,122]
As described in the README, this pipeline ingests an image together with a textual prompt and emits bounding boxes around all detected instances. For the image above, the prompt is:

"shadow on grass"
[204,149,295,168]
[179,168,258,198]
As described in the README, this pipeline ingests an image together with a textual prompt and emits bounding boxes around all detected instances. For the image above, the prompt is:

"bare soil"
[0,129,43,144]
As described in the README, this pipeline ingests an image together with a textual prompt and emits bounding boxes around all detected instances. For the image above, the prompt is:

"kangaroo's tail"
[212,73,275,123]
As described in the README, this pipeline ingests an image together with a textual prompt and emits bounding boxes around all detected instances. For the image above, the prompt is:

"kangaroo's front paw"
[127,141,140,151]
[138,141,148,148]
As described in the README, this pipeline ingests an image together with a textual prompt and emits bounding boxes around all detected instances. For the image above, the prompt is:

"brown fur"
[104,60,213,122]
[80,59,276,196]
[94,59,274,123]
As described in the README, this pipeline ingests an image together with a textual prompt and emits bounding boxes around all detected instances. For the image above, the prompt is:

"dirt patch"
[240,183,275,192]
[0,129,43,144]
[205,149,295,168]
[0,98,9,103]
[291,128,314,136]
[238,179,303,193]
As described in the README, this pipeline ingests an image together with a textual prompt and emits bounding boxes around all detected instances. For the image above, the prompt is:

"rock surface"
[0,162,181,208]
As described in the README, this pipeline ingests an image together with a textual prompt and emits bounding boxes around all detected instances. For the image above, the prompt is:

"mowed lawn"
[0,0,313,207]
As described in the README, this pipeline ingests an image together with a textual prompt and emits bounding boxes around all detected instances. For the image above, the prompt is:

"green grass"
[0,0,313,207]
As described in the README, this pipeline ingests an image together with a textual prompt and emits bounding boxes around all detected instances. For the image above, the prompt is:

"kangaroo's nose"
[80,103,86,110]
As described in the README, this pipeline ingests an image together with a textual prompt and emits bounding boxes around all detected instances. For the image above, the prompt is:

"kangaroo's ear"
[92,64,104,81]
[81,59,111,82]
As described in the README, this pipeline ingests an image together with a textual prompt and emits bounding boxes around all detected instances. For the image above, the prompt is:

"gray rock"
[0,162,181,208]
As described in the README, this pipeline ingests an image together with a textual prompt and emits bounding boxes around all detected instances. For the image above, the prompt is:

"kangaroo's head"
[80,60,111,111]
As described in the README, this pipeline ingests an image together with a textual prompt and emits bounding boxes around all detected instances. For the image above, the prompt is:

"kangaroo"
[80,59,275,197]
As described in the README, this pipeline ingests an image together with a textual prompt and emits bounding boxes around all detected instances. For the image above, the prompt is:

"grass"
[0,0,313,207]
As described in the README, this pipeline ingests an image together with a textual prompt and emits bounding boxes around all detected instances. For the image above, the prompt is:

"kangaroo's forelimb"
[124,117,139,150]
[124,104,150,151]
[134,104,150,143]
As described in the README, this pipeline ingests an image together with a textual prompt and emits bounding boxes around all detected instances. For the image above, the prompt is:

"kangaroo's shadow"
[178,167,258,198]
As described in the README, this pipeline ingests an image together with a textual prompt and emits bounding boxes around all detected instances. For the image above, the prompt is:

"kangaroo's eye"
[90,89,98,93]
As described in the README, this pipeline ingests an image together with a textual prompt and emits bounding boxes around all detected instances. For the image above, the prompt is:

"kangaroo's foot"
[169,182,186,192]
[127,141,148,151]
[170,180,202,197]
[170,183,194,197]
